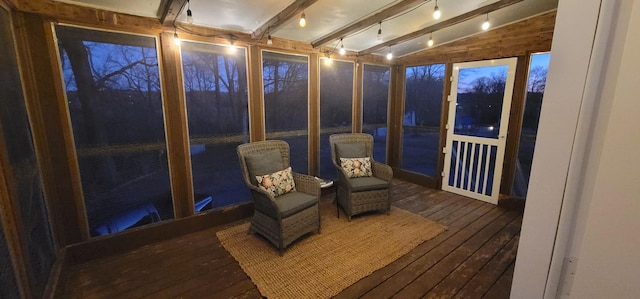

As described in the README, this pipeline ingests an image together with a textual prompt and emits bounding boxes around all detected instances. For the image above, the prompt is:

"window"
[362,64,390,163]
[512,53,550,198]
[262,51,309,173]
[180,41,250,210]
[320,59,354,179]
[1,7,55,297]
[56,26,172,237]
[402,64,445,177]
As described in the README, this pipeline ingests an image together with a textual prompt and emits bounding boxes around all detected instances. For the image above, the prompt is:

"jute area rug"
[216,199,447,299]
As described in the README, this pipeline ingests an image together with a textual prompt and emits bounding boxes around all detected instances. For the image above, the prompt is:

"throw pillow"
[256,167,297,197]
[340,157,373,178]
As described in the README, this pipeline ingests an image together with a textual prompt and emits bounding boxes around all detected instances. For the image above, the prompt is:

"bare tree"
[528,65,547,93]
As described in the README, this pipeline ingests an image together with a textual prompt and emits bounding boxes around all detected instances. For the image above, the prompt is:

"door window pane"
[56,26,172,237]
[263,51,309,173]
[363,64,390,163]
[320,59,354,179]
[454,65,508,138]
[512,53,550,198]
[402,64,445,177]
[181,41,250,210]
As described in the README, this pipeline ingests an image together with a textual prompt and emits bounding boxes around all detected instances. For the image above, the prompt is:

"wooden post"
[158,32,194,218]
[308,53,319,176]
[353,61,364,133]
[247,45,265,142]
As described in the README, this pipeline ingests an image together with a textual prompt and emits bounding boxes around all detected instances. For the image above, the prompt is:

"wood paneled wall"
[398,11,556,66]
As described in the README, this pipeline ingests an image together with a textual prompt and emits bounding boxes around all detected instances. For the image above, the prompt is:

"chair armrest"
[246,183,280,219]
[333,165,354,191]
[372,161,393,182]
[292,172,321,198]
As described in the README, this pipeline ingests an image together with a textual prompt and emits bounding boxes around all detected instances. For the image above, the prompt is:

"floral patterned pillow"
[256,167,297,197]
[340,157,373,178]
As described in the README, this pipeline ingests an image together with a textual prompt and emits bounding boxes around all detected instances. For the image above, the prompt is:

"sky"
[457,53,551,92]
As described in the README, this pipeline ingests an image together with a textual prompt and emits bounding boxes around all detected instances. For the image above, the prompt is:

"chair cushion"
[349,176,389,192]
[335,142,366,160]
[256,167,296,197]
[274,191,318,218]
[245,149,284,185]
[340,157,373,178]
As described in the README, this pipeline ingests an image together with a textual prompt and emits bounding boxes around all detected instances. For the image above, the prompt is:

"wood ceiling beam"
[311,0,426,48]
[358,0,524,56]
[160,0,188,26]
[251,0,319,40]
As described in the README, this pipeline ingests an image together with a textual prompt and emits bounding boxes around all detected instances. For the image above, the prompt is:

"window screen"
[181,41,250,209]
[56,25,172,237]
[1,7,55,297]
[363,64,390,163]
[263,51,309,174]
[402,64,445,177]
[320,59,354,179]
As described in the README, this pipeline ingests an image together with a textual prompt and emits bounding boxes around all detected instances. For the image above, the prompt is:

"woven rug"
[216,199,447,298]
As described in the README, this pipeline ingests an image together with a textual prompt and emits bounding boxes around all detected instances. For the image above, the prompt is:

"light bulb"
[299,12,306,27]
[428,36,434,47]
[433,5,441,20]
[339,45,346,56]
[186,9,193,24]
[377,22,382,40]
[386,52,393,60]
[267,35,273,45]
[482,19,490,30]
[173,32,180,45]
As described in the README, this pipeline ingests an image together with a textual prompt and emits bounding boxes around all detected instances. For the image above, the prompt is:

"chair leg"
[278,241,285,256]
[336,193,340,218]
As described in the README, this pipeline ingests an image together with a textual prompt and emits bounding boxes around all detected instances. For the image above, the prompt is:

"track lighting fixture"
[377,21,382,40]
[299,12,307,27]
[186,0,193,24]
[433,0,441,20]
[339,38,346,56]
[482,13,490,30]
[428,33,434,47]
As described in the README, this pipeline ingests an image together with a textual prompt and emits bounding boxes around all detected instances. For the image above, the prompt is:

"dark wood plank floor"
[59,180,522,298]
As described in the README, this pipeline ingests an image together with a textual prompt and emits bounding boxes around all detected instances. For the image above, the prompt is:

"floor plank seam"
[365,206,505,298]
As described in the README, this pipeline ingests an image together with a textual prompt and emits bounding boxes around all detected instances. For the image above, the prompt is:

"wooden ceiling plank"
[358,0,524,56]
[160,0,188,26]
[251,0,319,40]
[310,0,425,48]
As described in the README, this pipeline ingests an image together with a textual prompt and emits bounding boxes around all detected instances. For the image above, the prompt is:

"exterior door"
[442,58,517,204]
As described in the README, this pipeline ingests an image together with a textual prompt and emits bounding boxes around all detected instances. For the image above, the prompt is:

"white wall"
[513,0,640,297]
[570,0,640,297]
[511,0,602,296]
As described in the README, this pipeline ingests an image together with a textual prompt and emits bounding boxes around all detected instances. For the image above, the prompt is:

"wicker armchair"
[330,133,393,221]
[237,140,321,255]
